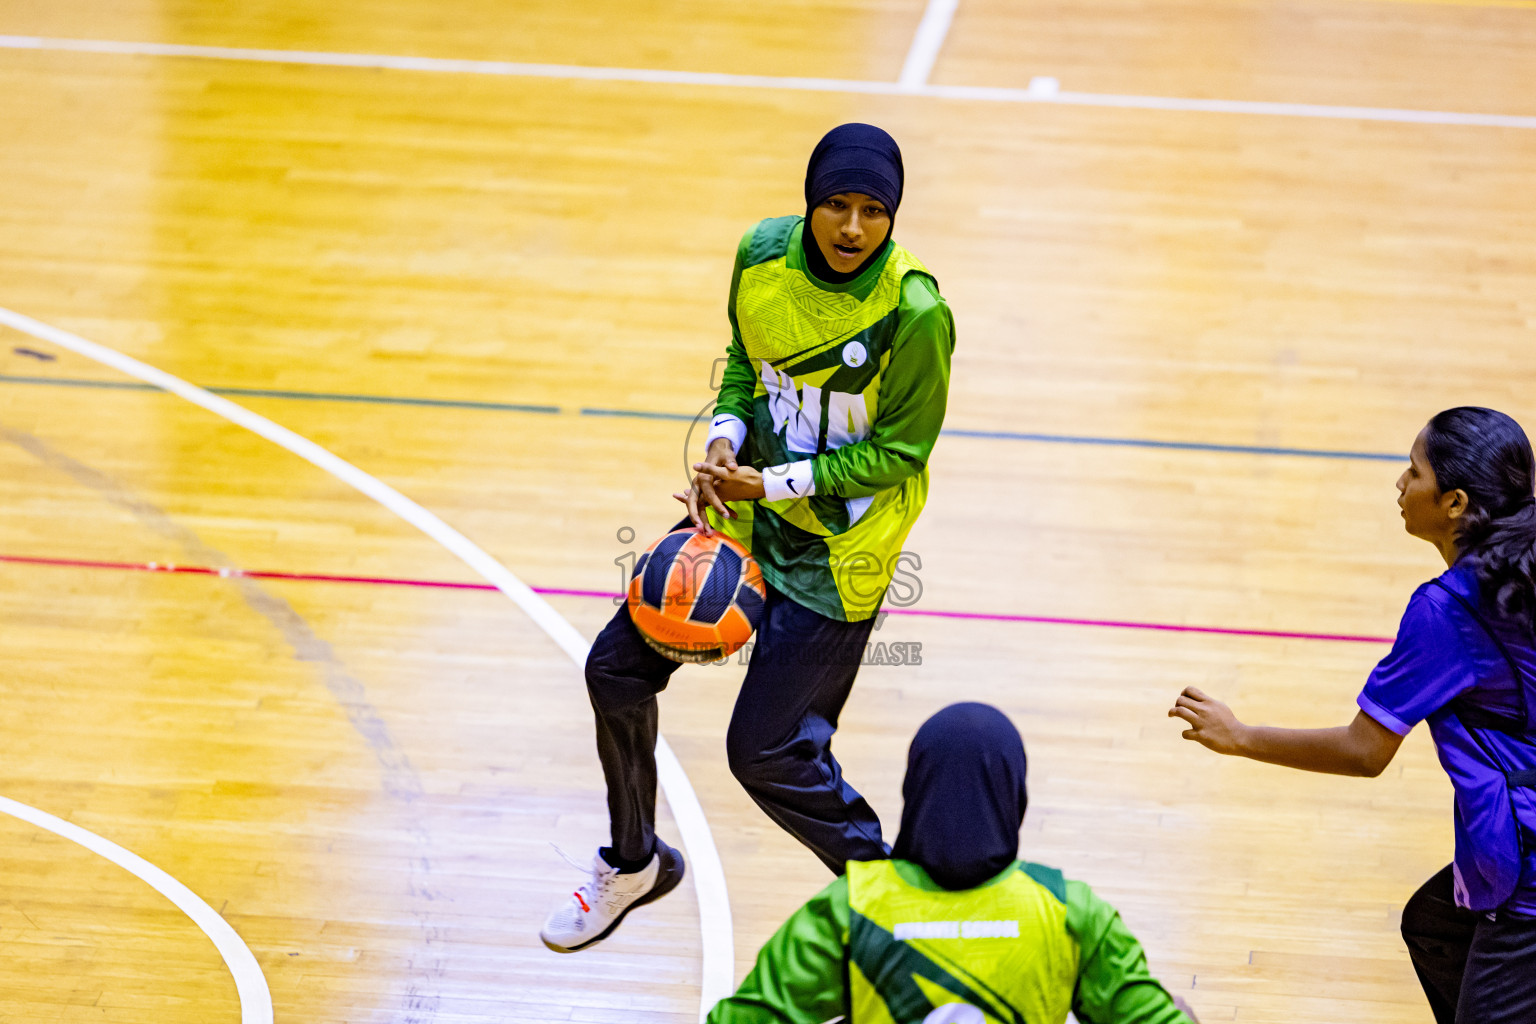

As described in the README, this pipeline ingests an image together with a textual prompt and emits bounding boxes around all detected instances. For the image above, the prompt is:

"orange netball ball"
[628,528,766,663]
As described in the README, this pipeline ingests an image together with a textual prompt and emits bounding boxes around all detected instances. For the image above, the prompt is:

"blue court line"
[579,406,698,422]
[0,374,560,414]
[3,374,151,392]
[942,426,1402,461]
[223,386,560,414]
[0,372,1403,463]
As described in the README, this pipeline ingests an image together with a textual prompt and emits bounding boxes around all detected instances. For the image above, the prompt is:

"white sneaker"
[540,840,686,953]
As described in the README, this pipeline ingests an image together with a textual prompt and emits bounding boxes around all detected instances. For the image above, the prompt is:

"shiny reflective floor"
[1,0,1534,1020]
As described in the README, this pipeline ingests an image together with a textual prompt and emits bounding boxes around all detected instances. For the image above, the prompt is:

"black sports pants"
[585,577,888,874]
[1402,864,1536,1023]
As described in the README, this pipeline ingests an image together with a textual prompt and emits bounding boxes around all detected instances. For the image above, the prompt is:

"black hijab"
[891,703,1028,890]
[800,123,904,284]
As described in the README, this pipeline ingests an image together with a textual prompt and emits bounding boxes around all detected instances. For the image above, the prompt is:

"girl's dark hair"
[1424,407,1536,631]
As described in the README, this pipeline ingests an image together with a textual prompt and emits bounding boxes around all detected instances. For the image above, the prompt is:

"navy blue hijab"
[892,703,1028,890]
[800,123,904,284]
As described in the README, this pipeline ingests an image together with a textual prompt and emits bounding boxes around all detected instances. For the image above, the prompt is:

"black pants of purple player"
[584,579,887,875]
[1402,864,1536,1024]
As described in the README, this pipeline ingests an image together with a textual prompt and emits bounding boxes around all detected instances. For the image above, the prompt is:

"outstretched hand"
[1168,686,1247,756]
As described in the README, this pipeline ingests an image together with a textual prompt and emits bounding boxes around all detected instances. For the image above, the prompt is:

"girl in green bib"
[708,704,1198,1024]
[543,124,955,955]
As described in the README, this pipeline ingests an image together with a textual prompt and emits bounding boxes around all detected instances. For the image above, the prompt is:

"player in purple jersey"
[1169,407,1536,1024]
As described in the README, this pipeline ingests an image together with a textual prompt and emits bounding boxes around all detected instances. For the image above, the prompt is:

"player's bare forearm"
[1236,719,1394,777]
[1169,688,1403,777]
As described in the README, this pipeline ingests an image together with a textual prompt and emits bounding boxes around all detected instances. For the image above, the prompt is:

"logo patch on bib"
[842,341,868,368]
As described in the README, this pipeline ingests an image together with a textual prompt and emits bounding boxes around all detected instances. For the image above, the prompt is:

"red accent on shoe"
[574,891,591,913]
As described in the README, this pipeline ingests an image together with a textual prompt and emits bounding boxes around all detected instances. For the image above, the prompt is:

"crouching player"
[708,704,1198,1024]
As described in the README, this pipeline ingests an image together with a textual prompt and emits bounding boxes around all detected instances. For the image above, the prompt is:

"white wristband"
[704,413,747,456]
[762,460,816,502]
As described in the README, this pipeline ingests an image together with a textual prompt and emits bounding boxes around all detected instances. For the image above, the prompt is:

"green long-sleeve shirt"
[708,861,1194,1024]
[704,217,955,621]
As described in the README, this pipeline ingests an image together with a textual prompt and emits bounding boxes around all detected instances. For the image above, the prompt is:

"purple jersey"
[1359,563,1536,913]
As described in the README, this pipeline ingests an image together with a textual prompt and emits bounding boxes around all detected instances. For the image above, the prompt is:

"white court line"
[3,33,1536,129]
[899,0,961,91]
[0,306,735,1021]
[0,795,273,1024]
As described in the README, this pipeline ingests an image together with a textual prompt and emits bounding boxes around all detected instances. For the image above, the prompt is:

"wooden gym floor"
[1,0,1534,1020]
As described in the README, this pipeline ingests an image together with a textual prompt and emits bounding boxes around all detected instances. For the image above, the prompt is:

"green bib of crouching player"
[705,857,1191,1024]
[847,859,1078,1024]
[707,215,955,622]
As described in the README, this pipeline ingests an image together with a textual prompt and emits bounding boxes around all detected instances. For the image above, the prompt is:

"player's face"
[809,193,891,275]
[1396,427,1464,546]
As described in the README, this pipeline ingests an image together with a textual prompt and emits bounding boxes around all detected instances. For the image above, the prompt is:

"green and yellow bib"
[708,216,950,621]
[847,859,1079,1024]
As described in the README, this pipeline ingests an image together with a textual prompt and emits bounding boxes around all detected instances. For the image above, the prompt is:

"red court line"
[0,553,500,590]
[0,553,1394,645]
[880,605,1392,644]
